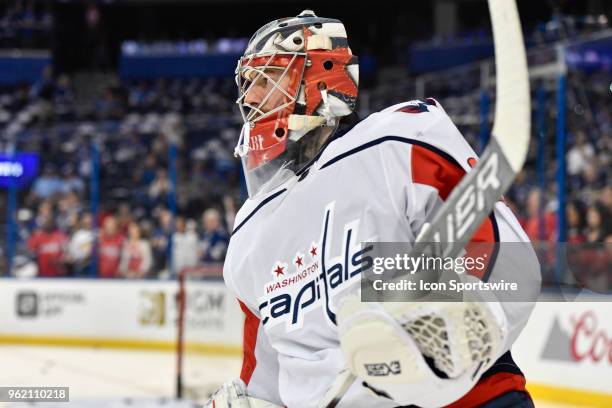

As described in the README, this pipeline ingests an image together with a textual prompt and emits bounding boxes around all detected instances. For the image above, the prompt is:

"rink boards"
[0,278,611,406]
[0,278,242,354]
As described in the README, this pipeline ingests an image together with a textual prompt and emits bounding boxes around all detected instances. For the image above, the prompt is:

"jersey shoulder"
[358,97,451,135]
[319,97,464,164]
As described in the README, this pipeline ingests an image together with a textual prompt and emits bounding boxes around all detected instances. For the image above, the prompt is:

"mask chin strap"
[234,123,251,158]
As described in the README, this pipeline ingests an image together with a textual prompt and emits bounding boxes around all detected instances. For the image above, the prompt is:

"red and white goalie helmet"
[234,10,359,197]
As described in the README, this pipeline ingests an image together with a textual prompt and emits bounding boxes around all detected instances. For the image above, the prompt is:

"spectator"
[117,202,133,235]
[566,200,586,244]
[523,188,557,243]
[96,87,125,119]
[27,216,67,277]
[222,194,237,231]
[31,164,62,200]
[151,208,173,272]
[66,212,95,275]
[148,168,171,204]
[60,164,85,195]
[98,215,124,278]
[56,191,81,232]
[34,199,54,230]
[567,133,594,176]
[120,221,152,278]
[140,154,158,185]
[585,203,610,243]
[171,215,198,275]
[579,162,604,204]
[199,208,228,263]
[30,65,55,101]
[54,74,75,119]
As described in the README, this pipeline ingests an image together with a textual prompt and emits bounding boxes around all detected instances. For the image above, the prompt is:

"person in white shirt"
[120,221,152,278]
[66,212,95,275]
[171,215,199,276]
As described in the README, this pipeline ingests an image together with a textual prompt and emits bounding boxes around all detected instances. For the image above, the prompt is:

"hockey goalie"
[209,9,540,408]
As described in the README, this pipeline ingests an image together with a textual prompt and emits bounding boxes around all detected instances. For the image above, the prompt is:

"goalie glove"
[336,292,507,407]
[204,379,283,408]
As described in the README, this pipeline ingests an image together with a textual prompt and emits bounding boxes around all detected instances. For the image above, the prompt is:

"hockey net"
[176,265,242,403]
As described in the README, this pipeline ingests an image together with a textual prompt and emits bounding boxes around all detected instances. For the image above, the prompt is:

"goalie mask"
[234,10,359,198]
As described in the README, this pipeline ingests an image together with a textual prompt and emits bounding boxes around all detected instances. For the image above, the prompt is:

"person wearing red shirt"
[523,188,557,242]
[27,217,68,277]
[97,215,125,278]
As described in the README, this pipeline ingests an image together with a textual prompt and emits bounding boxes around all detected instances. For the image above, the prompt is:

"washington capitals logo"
[258,202,375,331]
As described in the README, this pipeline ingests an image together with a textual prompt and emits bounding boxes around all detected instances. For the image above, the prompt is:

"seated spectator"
[32,164,63,200]
[148,168,171,205]
[120,221,152,278]
[54,74,75,119]
[128,80,149,109]
[60,164,85,195]
[66,212,95,275]
[199,208,228,263]
[139,154,159,186]
[27,216,67,277]
[95,86,126,120]
[171,215,198,275]
[98,215,125,278]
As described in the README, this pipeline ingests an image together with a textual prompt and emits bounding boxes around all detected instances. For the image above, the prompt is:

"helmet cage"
[235,51,306,126]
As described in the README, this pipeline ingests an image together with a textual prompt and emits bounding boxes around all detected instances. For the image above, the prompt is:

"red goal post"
[176,263,224,401]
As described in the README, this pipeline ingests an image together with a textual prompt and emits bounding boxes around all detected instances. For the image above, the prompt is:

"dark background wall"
[48,0,611,72]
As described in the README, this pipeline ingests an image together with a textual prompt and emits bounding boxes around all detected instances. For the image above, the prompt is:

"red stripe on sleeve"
[238,300,259,385]
[411,145,465,201]
[410,145,497,278]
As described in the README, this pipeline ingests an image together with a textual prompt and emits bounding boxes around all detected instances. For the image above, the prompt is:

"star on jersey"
[273,264,286,277]
[310,245,318,257]
[295,255,304,267]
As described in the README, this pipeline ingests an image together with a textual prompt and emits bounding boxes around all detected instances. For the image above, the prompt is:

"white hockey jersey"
[223,99,538,408]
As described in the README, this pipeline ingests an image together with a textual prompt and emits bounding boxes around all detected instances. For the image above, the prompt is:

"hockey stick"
[318,0,530,406]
